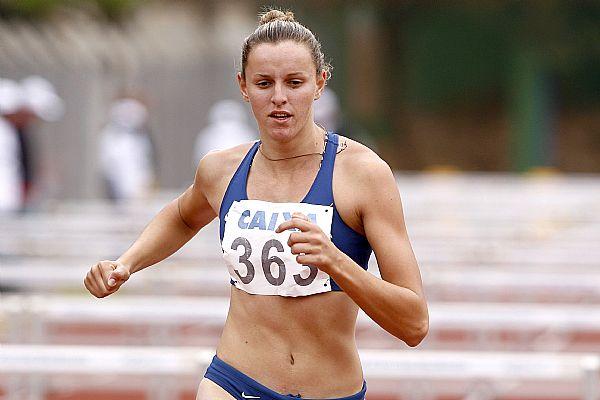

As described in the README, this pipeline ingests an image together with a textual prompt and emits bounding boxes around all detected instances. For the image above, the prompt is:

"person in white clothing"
[193,99,257,167]
[98,97,156,201]
[0,76,64,211]
[0,79,24,212]
[0,113,22,212]
[313,88,341,133]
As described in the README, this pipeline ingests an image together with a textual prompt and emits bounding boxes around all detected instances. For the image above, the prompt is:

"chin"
[263,126,299,143]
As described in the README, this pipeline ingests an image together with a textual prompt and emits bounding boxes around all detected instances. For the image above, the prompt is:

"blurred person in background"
[0,79,23,212]
[0,76,64,212]
[18,76,65,206]
[313,87,341,133]
[98,95,157,202]
[85,8,427,400]
[193,99,257,166]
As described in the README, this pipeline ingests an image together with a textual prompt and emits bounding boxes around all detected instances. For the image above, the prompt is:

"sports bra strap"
[218,140,260,239]
[321,132,339,178]
[302,132,338,206]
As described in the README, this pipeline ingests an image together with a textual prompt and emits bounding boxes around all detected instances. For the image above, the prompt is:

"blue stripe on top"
[219,133,372,292]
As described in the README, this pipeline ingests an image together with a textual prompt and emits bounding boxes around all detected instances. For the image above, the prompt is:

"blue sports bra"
[219,132,372,292]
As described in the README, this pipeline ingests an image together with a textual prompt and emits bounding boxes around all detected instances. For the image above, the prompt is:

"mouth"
[269,111,292,122]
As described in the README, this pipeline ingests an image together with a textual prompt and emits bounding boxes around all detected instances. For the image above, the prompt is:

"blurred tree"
[0,0,61,19]
[394,1,600,171]
[0,0,140,22]
[504,1,600,171]
[91,0,140,23]
[402,5,509,110]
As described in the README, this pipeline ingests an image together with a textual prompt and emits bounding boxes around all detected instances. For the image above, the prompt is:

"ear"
[314,70,327,100]
[237,72,249,102]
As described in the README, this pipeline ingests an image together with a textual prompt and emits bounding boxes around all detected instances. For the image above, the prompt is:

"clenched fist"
[275,212,344,276]
[84,260,130,298]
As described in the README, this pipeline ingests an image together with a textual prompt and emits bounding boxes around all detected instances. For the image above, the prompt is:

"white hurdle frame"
[1,345,598,400]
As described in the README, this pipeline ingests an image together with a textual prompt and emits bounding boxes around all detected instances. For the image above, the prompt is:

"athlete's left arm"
[278,153,428,346]
[339,155,429,346]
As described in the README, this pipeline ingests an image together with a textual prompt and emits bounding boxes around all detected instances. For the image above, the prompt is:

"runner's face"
[239,40,325,142]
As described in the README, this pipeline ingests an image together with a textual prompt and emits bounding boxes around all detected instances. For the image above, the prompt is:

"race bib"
[222,199,334,297]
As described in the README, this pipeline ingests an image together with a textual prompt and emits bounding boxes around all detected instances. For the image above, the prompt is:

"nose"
[271,82,287,106]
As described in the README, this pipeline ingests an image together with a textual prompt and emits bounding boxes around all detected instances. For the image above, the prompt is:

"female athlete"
[84,9,428,400]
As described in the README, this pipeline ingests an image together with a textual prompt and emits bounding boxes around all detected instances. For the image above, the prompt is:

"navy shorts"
[204,355,367,400]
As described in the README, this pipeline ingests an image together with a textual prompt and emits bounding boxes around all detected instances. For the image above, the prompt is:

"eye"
[256,81,271,88]
[289,80,303,87]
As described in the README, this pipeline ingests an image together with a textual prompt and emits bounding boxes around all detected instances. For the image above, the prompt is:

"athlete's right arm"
[84,154,219,298]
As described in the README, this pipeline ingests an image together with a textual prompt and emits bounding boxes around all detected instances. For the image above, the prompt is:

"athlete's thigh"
[196,377,236,400]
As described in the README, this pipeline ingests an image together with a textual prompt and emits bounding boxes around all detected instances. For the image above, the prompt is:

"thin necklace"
[259,130,327,162]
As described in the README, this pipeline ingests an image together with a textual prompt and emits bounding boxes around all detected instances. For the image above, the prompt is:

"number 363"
[230,237,319,286]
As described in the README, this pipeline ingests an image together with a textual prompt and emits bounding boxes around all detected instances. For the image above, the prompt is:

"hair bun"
[259,9,295,25]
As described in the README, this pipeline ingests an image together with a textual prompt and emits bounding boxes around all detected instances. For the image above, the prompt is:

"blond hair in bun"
[241,8,331,81]
[259,9,295,25]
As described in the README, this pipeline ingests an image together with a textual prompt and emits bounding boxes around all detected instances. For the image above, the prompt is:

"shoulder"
[332,136,397,231]
[335,136,393,187]
[194,141,257,196]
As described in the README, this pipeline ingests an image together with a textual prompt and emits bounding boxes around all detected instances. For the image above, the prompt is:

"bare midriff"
[215,286,364,398]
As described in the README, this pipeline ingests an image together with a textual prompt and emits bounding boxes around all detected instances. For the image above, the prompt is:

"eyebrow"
[253,72,307,78]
